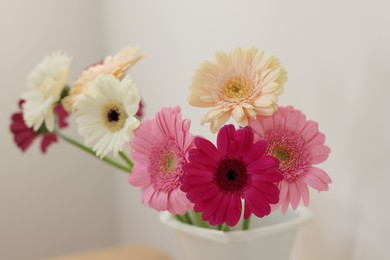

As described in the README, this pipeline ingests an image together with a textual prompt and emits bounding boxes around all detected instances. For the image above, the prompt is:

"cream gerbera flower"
[188,47,287,133]
[22,51,71,131]
[65,47,145,112]
[75,74,140,158]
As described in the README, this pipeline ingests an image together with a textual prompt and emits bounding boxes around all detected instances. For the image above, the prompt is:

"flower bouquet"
[10,46,331,260]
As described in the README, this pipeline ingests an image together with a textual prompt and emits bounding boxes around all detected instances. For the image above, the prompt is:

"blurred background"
[1,0,389,259]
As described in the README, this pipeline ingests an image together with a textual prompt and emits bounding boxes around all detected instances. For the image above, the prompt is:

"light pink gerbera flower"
[181,125,283,227]
[65,47,145,112]
[188,47,287,133]
[128,106,194,215]
[249,106,331,213]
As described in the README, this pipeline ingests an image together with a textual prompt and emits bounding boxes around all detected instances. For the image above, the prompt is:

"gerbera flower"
[22,51,71,131]
[249,106,331,213]
[66,46,145,112]
[10,100,69,153]
[75,74,140,158]
[128,106,194,215]
[181,124,283,226]
[188,47,287,133]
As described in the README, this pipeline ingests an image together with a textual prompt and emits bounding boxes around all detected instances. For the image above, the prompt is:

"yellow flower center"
[102,103,127,132]
[221,77,251,101]
[160,150,177,175]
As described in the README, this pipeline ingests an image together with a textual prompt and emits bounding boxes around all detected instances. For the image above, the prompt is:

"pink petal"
[281,192,290,214]
[233,127,254,155]
[194,137,221,161]
[14,131,37,152]
[243,188,270,218]
[41,133,58,153]
[248,117,265,138]
[301,167,331,191]
[215,196,230,225]
[279,180,289,203]
[307,132,326,147]
[53,104,69,129]
[247,156,279,171]
[150,191,168,211]
[285,109,299,131]
[295,109,307,132]
[217,124,235,153]
[168,189,189,215]
[202,192,223,220]
[128,166,150,186]
[141,185,155,206]
[296,180,310,206]
[250,167,283,182]
[251,181,280,204]
[243,140,267,164]
[289,182,301,210]
[260,115,274,133]
[310,145,331,164]
[188,149,217,168]
[182,163,213,176]
[301,120,319,142]
[227,139,238,157]
[225,195,242,226]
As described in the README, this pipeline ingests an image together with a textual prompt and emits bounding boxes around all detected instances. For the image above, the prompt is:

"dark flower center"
[107,109,120,122]
[226,169,237,181]
[216,159,248,192]
[102,103,127,132]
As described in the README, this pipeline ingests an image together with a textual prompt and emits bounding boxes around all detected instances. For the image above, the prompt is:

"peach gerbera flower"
[188,47,287,133]
[65,47,145,112]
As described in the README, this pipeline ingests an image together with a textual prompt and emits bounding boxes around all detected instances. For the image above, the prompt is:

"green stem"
[56,131,132,174]
[175,215,186,223]
[218,223,230,232]
[183,212,194,225]
[193,212,209,228]
[119,151,134,168]
[175,212,193,225]
[242,217,251,230]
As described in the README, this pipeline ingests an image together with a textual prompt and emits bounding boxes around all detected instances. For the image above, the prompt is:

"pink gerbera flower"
[128,106,194,215]
[181,124,283,227]
[249,106,331,213]
[10,100,69,153]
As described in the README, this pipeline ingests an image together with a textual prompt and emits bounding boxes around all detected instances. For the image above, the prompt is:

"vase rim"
[160,207,312,243]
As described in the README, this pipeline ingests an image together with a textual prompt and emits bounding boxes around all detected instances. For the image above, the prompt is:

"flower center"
[102,103,127,132]
[216,159,248,192]
[149,139,184,192]
[266,129,310,182]
[159,150,178,175]
[274,148,290,163]
[221,77,251,101]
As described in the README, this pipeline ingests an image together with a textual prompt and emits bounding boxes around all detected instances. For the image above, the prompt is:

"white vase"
[160,207,311,260]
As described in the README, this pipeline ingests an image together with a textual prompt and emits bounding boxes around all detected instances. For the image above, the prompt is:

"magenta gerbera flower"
[128,106,194,215]
[249,106,331,213]
[10,100,69,153]
[181,124,283,227]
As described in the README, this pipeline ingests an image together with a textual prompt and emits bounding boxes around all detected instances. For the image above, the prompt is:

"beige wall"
[2,1,390,260]
[0,1,117,259]
[103,1,390,260]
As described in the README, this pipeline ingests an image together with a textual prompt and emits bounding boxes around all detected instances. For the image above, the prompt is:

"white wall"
[2,1,390,260]
[0,1,118,259]
[103,1,390,260]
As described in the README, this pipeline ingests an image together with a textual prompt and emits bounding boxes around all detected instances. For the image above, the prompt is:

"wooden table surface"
[48,245,173,260]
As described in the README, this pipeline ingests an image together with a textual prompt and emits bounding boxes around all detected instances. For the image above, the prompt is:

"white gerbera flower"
[22,51,71,131]
[75,74,140,158]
